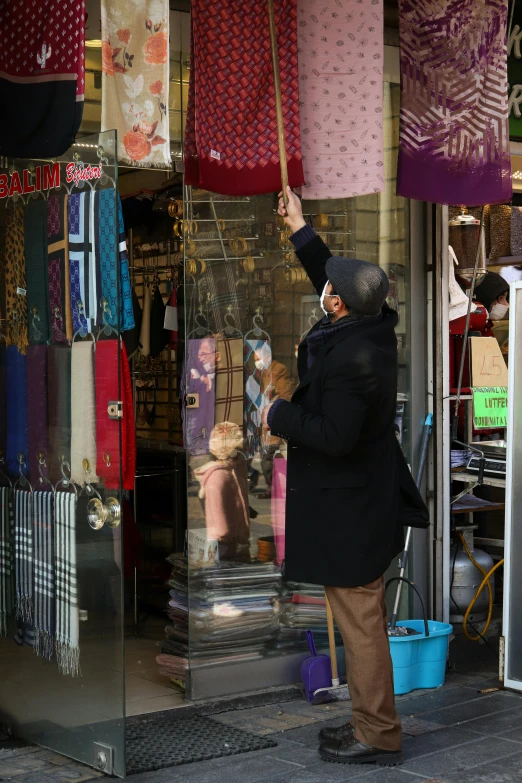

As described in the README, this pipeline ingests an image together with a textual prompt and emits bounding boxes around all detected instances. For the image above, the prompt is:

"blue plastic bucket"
[389,620,453,695]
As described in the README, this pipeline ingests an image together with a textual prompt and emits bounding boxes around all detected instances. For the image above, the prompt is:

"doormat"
[125,713,277,775]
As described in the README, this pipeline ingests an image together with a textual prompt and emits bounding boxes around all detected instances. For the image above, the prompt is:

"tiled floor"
[3,662,522,782]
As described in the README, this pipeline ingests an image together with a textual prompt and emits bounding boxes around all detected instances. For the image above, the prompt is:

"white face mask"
[203,361,214,373]
[255,358,269,371]
[320,281,337,318]
[489,303,508,321]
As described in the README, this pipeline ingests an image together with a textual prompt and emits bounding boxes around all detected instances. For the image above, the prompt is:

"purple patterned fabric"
[25,345,48,485]
[397,0,511,206]
[183,338,216,456]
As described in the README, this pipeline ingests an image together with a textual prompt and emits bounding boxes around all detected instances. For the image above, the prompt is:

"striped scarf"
[55,492,80,677]
[14,489,33,623]
[33,490,55,660]
[0,487,15,637]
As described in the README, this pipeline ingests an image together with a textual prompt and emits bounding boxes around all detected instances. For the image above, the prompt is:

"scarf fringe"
[56,640,81,678]
[34,628,55,661]
[16,595,33,624]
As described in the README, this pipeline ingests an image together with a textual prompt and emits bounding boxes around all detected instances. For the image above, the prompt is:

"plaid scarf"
[215,337,244,429]
[55,491,80,677]
[33,490,55,660]
[244,339,271,457]
[0,487,15,637]
[14,489,33,623]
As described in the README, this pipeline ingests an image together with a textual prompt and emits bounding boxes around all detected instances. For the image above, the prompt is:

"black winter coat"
[270,234,429,587]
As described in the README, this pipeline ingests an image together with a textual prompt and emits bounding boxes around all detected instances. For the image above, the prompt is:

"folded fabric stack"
[156,553,189,689]
[277,582,342,650]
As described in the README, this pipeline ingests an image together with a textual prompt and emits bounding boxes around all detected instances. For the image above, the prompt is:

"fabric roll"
[244,339,271,457]
[6,346,29,478]
[4,205,28,353]
[0,343,7,461]
[55,491,80,676]
[0,0,85,158]
[24,199,50,344]
[183,338,216,456]
[71,341,98,485]
[47,192,70,344]
[0,488,15,637]
[68,192,95,333]
[139,283,152,357]
[101,0,170,168]
[184,0,304,195]
[95,340,136,490]
[98,189,135,332]
[215,337,244,428]
[397,0,511,205]
[47,345,72,484]
[297,0,384,198]
[511,207,522,257]
[14,489,33,623]
[33,490,55,660]
[150,286,169,358]
[123,287,143,359]
[25,345,49,484]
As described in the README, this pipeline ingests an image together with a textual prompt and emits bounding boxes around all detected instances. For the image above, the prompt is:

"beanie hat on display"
[325,256,390,315]
[474,271,509,312]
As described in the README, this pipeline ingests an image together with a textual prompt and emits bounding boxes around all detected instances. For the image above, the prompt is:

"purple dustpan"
[300,629,332,702]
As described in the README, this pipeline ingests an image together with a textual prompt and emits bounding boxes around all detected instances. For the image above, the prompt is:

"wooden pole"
[267,0,289,203]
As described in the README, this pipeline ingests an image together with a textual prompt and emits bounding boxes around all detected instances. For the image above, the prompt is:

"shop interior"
[446,155,522,677]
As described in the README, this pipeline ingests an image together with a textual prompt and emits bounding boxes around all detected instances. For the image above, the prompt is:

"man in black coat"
[266,188,429,767]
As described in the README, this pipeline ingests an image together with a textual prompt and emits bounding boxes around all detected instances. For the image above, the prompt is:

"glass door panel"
[0,131,126,777]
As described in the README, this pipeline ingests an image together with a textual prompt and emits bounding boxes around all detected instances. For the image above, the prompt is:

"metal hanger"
[36,453,55,494]
[187,306,212,339]
[223,306,242,338]
[13,454,32,493]
[96,298,118,340]
[55,458,78,499]
[300,307,320,342]
[245,308,270,342]
[72,302,94,342]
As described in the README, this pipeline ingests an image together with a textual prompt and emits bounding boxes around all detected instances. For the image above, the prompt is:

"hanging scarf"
[47,193,72,343]
[4,204,28,353]
[244,339,271,457]
[215,337,244,429]
[55,490,80,676]
[0,487,15,637]
[397,0,511,206]
[95,339,136,490]
[14,489,33,623]
[182,338,216,456]
[123,286,143,359]
[297,0,384,198]
[71,341,98,485]
[164,286,178,349]
[68,192,96,334]
[33,490,55,660]
[0,0,85,158]
[25,345,49,485]
[97,189,135,332]
[139,282,152,357]
[24,199,50,344]
[0,343,6,461]
[47,345,72,484]
[271,456,287,567]
[150,285,168,358]
[100,0,170,168]
[6,346,29,478]
[184,0,304,195]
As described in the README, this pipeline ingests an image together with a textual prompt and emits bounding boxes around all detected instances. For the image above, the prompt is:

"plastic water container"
[389,620,453,695]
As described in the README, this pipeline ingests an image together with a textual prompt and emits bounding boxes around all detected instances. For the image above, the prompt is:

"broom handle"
[267,0,289,204]
[325,593,340,685]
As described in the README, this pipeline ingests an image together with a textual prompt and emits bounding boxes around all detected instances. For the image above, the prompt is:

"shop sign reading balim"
[0,161,103,200]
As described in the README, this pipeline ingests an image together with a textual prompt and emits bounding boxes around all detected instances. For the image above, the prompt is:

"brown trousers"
[325,577,402,751]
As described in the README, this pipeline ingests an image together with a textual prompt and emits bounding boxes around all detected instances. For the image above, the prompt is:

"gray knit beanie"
[325,256,390,315]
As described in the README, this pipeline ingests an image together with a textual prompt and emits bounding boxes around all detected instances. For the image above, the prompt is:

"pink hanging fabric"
[297,0,384,199]
[271,456,287,566]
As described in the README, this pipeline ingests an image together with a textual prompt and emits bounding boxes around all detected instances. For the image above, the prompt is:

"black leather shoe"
[318,721,354,742]
[319,734,402,766]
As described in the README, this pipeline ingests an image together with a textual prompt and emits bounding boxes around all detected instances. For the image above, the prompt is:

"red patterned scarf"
[184,0,304,195]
